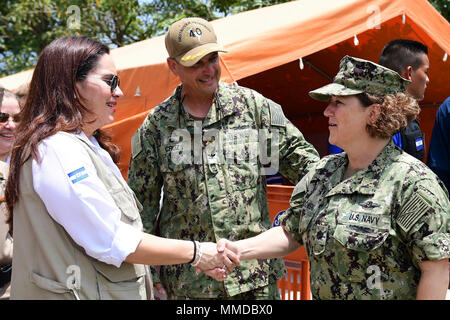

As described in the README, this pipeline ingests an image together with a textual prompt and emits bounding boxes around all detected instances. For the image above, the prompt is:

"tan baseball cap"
[165,17,227,67]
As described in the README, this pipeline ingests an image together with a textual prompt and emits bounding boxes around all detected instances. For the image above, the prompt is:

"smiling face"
[323,95,373,150]
[0,96,21,160]
[76,53,123,136]
[168,52,221,99]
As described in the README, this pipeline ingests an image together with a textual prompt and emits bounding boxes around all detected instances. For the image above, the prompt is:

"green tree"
[0,0,448,77]
[429,0,450,21]
[0,0,291,76]
[0,0,153,75]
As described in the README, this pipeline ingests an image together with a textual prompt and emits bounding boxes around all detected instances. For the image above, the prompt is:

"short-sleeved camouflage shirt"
[281,141,450,300]
[128,81,319,298]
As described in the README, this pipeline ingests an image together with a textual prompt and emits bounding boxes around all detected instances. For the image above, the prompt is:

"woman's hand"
[196,241,240,268]
[198,239,241,281]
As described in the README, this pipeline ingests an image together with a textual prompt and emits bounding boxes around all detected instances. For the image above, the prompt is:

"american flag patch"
[270,102,286,127]
[68,167,88,184]
[397,193,430,232]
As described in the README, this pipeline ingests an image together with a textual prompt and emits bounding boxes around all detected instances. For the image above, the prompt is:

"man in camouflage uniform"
[127,17,319,299]
[279,56,450,299]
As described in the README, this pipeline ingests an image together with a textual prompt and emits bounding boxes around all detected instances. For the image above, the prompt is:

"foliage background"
[0,0,448,76]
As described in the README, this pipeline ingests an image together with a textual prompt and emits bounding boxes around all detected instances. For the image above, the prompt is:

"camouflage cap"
[309,56,411,101]
[165,17,227,67]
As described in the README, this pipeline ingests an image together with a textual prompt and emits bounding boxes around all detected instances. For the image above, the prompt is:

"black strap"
[188,240,196,264]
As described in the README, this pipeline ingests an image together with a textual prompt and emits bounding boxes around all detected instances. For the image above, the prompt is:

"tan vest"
[0,161,12,299]
[11,132,149,300]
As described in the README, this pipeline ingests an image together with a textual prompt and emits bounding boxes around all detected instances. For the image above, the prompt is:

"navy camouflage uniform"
[281,141,450,299]
[128,81,319,299]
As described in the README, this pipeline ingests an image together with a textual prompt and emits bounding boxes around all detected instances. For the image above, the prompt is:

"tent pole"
[219,56,237,84]
[303,59,333,81]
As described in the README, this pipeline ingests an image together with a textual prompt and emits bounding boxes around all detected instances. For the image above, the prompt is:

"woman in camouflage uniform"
[213,56,450,299]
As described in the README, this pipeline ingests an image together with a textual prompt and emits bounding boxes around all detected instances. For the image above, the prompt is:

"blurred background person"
[379,39,429,161]
[427,97,450,192]
[0,89,21,163]
[13,83,29,112]
[0,88,21,299]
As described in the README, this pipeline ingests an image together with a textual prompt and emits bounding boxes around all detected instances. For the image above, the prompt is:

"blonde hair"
[356,92,419,139]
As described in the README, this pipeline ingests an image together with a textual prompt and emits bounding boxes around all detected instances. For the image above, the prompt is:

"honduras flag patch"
[68,167,88,184]
[415,138,424,151]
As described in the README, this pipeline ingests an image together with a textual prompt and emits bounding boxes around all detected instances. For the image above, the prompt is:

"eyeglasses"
[103,75,120,93]
[0,112,21,123]
[87,75,120,93]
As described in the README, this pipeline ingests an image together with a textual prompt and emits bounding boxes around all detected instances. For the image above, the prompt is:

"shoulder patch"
[397,192,431,233]
[68,167,88,184]
[131,130,143,159]
[292,175,308,197]
[269,102,286,127]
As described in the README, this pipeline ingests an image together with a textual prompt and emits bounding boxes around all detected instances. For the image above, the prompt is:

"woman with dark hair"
[5,36,237,300]
[211,56,450,300]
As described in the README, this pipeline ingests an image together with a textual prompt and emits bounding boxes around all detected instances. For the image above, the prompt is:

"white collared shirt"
[32,131,142,267]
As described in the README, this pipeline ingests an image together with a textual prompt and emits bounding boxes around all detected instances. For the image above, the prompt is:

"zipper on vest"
[70,288,81,300]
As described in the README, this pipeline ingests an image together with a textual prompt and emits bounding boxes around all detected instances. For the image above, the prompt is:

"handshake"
[152,226,294,296]
[191,239,240,281]
[153,239,241,297]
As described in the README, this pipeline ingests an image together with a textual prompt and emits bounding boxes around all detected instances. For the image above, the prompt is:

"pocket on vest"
[92,261,146,300]
[94,270,146,300]
[110,188,140,221]
[30,271,79,300]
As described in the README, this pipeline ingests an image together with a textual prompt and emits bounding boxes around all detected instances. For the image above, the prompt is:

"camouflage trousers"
[168,281,280,300]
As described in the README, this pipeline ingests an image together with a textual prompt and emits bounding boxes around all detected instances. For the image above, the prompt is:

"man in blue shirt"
[427,97,450,191]
[379,39,429,161]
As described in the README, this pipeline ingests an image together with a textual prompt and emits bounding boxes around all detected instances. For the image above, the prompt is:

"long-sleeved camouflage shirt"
[128,81,319,298]
[281,141,450,300]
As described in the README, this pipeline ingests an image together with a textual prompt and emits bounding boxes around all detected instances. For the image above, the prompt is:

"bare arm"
[416,258,449,300]
[202,226,300,279]
[234,226,301,260]
[125,233,239,272]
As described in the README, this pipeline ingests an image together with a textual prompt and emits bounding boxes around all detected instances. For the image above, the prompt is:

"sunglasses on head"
[0,112,21,123]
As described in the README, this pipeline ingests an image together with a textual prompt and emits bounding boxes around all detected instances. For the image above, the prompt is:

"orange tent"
[1,0,449,178]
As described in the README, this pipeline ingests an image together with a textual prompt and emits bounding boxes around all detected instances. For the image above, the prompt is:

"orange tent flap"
[103,110,149,178]
[218,0,450,80]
